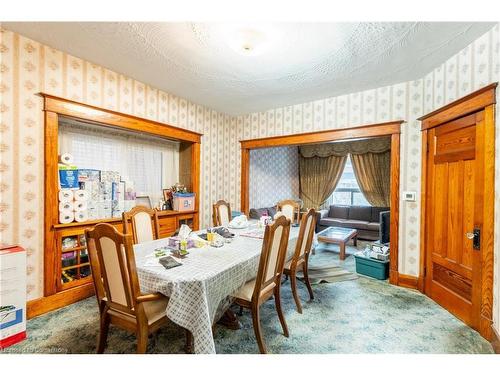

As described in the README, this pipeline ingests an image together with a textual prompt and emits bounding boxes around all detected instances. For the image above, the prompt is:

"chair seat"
[284,257,305,272]
[108,295,169,325]
[143,296,169,324]
[231,279,256,301]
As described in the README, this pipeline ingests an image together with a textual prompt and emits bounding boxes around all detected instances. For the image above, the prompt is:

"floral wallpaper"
[233,24,500,332]
[0,28,238,300]
[249,146,299,208]
[1,24,499,333]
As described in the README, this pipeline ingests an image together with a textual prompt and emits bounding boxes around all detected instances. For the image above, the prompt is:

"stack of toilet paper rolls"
[58,188,90,223]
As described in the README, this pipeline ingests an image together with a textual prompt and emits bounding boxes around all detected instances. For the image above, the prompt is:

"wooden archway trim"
[38,93,202,314]
[239,120,403,285]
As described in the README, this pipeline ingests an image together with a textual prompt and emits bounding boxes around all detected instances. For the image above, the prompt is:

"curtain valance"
[299,137,391,158]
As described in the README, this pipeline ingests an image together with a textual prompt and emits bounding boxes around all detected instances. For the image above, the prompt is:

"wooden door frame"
[418,83,497,340]
[240,120,404,286]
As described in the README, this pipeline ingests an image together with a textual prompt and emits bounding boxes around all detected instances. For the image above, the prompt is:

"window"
[325,155,370,207]
[59,118,179,204]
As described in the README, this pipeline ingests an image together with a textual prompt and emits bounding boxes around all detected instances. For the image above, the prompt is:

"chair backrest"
[85,231,106,311]
[85,223,140,316]
[253,215,291,301]
[292,208,317,262]
[213,200,231,227]
[277,199,300,225]
[123,205,160,244]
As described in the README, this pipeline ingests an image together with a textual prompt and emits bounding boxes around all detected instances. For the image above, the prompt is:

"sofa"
[249,206,278,220]
[316,205,390,241]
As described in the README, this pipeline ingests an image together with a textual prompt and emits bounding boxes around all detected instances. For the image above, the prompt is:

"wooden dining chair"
[283,208,317,313]
[231,215,291,354]
[213,199,231,227]
[122,205,160,244]
[86,233,107,315]
[85,223,170,354]
[276,199,300,225]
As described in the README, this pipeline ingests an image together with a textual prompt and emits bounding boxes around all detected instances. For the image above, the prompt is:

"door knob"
[465,228,481,250]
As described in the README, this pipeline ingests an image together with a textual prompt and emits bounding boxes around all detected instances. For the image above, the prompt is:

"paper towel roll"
[58,189,74,202]
[74,190,89,201]
[59,201,74,212]
[59,153,74,165]
[59,211,74,224]
[74,210,88,223]
[74,200,88,212]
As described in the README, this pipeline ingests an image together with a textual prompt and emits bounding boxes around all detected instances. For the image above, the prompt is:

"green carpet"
[1,242,494,354]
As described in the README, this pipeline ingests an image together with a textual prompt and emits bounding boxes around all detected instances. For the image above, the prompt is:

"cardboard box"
[173,193,195,212]
[0,245,26,349]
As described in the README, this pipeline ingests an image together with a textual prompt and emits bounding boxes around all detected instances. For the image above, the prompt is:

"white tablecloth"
[133,225,299,354]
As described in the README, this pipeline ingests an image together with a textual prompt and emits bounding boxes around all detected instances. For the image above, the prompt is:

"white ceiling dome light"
[220,23,283,56]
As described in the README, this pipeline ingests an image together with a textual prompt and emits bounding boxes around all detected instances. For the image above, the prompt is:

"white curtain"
[59,120,179,205]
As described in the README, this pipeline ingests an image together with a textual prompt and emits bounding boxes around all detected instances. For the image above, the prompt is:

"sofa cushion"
[348,206,372,221]
[371,207,390,223]
[320,218,370,230]
[328,205,349,219]
[344,219,370,230]
[366,222,381,231]
[320,218,346,227]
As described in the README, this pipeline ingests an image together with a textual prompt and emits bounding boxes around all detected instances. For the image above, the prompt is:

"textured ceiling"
[3,22,495,115]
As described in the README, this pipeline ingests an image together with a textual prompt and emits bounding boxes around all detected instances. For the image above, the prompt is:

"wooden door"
[424,110,486,328]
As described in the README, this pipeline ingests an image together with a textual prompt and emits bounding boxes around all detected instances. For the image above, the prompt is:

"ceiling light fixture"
[222,23,280,57]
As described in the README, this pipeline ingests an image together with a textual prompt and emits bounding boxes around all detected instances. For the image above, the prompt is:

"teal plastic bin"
[354,253,389,280]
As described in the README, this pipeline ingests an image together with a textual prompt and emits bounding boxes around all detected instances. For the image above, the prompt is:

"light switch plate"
[403,191,416,201]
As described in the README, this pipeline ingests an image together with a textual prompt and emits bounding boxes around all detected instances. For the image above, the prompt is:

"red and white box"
[0,245,27,349]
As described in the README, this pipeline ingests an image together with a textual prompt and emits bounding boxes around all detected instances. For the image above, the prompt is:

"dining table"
[133,222,300,354]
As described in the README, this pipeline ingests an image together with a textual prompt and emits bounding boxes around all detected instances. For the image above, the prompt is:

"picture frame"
[136,195,152,209]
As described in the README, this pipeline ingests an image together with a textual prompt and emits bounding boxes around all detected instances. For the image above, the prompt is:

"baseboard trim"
[397,273,419,290]
[27,284,94,319]
[491,326,500,354]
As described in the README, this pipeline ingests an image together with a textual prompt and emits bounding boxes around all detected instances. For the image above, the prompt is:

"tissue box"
[167,237,195,249]
[173,193,195,212]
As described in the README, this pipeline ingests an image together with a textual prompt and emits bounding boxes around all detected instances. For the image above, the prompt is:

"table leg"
[217,308,242,330]
[340,242,346,261]
[353,235,358,247]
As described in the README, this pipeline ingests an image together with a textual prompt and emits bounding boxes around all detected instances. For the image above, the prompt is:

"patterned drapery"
[351,151,391,207]
[299,137,391,158]
[299,154,347,209]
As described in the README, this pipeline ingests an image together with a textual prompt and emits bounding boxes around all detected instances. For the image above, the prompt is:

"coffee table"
[317,227,358,260]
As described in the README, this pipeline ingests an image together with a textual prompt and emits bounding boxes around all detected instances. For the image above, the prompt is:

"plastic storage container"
[354,252,389,280]
[173,192,195,212]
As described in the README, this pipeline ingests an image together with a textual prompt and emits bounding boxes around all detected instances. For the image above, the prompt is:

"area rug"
[296,265,358,285]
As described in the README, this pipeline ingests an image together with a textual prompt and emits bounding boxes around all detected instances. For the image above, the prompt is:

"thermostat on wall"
[402,191,416,202]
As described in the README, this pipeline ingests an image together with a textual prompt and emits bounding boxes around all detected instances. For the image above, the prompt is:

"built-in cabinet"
[29,93,202,319]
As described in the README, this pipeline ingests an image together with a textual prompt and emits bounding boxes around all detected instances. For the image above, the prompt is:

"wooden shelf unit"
[32,93,203,319]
